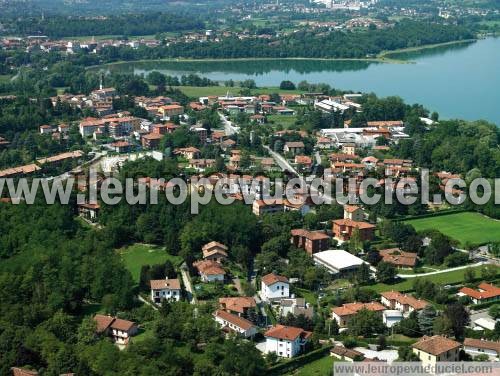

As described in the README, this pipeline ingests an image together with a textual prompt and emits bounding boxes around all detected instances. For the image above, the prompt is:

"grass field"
[268,114,298,129]
[405,212,500,246]
[294,355,333,376]
[368,264,499,293]
[117,243,183,283]
[174,85,303,98]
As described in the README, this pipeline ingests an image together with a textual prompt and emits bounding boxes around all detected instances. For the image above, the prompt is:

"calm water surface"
[105,38,500,124]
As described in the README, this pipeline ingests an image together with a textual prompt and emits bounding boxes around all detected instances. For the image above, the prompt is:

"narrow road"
[397,261,487,278]
[264,145,299,176]
[138,294,158,311]
[219,112,240,135]
[180,264,197,304]
[233,278,244,295]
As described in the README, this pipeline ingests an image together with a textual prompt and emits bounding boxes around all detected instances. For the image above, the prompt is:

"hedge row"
[267,345,333,375]
[400,208,468,221]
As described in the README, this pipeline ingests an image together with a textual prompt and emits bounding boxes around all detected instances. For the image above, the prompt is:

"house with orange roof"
[252,198,284,216]
[412,335,461,367]
[379,248,418,269]
[219,296,256,317]
[93,314,138,346]
[193,259,226,282]
[158,104,184,118]
[77,202,100,222]
[214,310,257,338]
[380,291,428,314]
[174,147,200,160]
[150,277,181,303]
[141,132,163,149]
[264,325,312,358]
[332,218,375,242]
[458,282,500,304]
[202,241,228,263]
[343,204,364,221]
[260,273,289,302]
[331,302,385,327]
[290,229,330,255]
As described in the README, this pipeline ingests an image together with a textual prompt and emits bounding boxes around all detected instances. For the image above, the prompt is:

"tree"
[398,345,419,361]
[349,308,385,337]
[376,262,397,283]
[356,262,371,285]
[464,267,476,284]
[443,302,469,340]
[330,318,339,336]
[481,265,498,281]
[444,252,469,267]
[488,304,500,320]
[424,232,453,265]
[396,311,421,337]
[433,316,453,337]
[377,335,387,350]
[418,305,437,335]
[279,80,296,90]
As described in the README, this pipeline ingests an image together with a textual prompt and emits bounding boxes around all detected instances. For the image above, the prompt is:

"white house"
[382,309,403,328]
[463,338,500,360]
[260,273,289,302]
[313,249,366,276]
[380,291,428,315]
[150,278,181,303]
[213,309,257,338]
[94,314,138,346]
[264,325,312,358]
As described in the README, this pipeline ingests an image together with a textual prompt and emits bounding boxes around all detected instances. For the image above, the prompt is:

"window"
[428,356,431,360]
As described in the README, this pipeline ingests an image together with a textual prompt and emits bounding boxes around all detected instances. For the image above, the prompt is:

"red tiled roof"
[214,309,255,331]
[110,318,136,332]
[193,260,226,276]
[459,283,500,300]
[94,314,115,333]
[11,368,39,376]
[412,335,461,356]
[291,229,329,241]
[264,324,312,341]
[333,218,376,230]
[219,297,256,314]
[150,278,181,290]
[463,338,500,353]
[380,290,428,310]
[379,248,417,267]
[262,273,288,286]
[332,301,385,317]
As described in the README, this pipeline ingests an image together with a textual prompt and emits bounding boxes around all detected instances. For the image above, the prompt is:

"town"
[1,0,500,375]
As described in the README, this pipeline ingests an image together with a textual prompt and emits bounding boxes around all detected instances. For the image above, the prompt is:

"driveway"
[397,261,487,278]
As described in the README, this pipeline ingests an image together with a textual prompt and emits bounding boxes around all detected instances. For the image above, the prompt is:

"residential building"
[39,124,52,134]
[252,199,284,216]
[264,325,312,358]
[332,219,375,242]
[382,310,403,328]
[343,205,364,221]
[202,241,228,263]
[283,141,305,155]
[261,273,289,302]
[77,202,100,222]
[380,291,428,314]
[412,335,461,367]
[290,229,330,255]
[458,283,500,304]
[213,310,257,338]
[463,338,500,360]
[174,147,201,160]
[91,87,117,102]
[294,155,313,169]
[94,314,138,345]
[150,278,181,303]
[278,298,314,319]
[110,140,133,153]
[141,133,163,149]
[193,259,225,282]
[330,346,364,362]
[379,248,418,269]
[331,302,385,327]
[219,296,256,317]
[313,249,366,277]
[159,104,184,118]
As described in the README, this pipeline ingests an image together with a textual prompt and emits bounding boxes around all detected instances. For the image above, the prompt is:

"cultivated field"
[405,212,500,246]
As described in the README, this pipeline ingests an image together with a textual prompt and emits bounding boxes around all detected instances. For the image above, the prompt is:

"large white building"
[463,338,500,360]
[313,249,366,276]
[264,325,312,358]
[260,273,289,302]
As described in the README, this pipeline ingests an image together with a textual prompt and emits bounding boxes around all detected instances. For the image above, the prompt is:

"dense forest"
[90,20,474,59]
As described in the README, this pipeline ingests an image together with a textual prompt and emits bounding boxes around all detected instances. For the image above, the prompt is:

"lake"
[104,38,500,125]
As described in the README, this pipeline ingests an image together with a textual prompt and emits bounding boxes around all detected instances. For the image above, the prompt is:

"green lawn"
[294,355,333,376]
[117,243,183,283]
[268,114,298,129]
[405,212,500,246]
[0,75,12,84]
[367,264,499,293]
[295,287,318,305]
